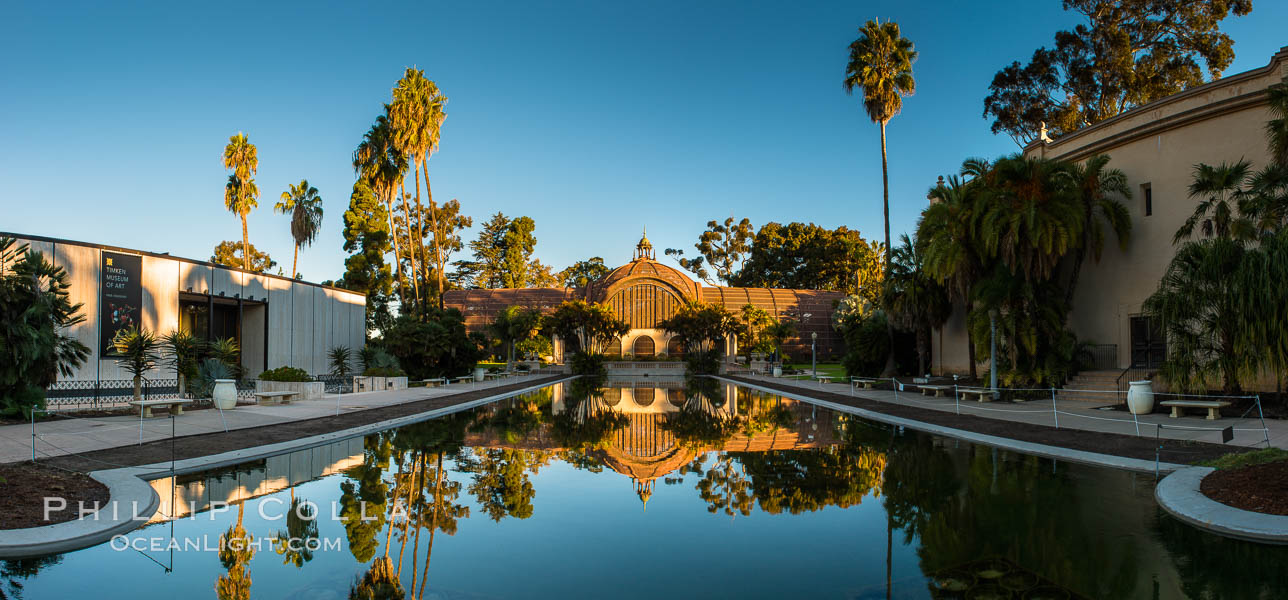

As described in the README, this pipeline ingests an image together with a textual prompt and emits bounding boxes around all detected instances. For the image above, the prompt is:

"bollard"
[31,408,37,463]
[954,384,960,415]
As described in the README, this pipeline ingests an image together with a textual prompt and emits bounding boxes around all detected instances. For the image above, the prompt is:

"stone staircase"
[1057,370,1126,404]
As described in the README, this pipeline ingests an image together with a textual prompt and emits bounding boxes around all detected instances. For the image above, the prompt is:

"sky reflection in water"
[4,379,1287,600]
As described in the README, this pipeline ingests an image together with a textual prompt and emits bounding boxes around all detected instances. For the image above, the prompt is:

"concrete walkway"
[0,375,552,465]
[740,374,1288,451]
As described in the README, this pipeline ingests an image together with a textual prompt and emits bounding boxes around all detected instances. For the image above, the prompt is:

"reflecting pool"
[5,378,1287,599]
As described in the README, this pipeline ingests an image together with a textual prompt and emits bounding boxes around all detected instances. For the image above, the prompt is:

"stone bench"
[1160,400,1231,420]
[254,391,299,405]
[918,385,951,398]
[851,378,878,390]
[959,388,993,402]
[129,399,194,417]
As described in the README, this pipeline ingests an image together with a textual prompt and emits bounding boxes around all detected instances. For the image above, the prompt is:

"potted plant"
[198,358,237,409]
[111,326,162,404]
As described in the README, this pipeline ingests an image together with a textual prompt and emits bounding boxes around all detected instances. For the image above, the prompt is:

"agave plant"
[328,345,354,378]
[196,358,233,399]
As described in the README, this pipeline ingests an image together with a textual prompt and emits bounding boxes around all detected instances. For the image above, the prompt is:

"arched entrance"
[666,337,684,357]
[633,336,655,357]
[606,337,622,358]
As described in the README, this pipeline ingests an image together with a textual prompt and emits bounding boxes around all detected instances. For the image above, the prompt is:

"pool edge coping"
[717,375,1184,475]
[0,375,573,559]
[1155,466,1288,545]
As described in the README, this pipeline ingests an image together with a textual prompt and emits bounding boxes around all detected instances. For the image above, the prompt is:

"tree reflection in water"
[215,503,254,600]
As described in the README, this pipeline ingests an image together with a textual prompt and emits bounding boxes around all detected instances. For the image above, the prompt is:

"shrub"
[380,309,484,379]
[570,351,606,376]
[684,349,720,375]
[363,366,404,377]
[259,366,312,382]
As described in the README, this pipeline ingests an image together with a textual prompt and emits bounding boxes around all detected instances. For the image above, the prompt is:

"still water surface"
[4,379,1286,599]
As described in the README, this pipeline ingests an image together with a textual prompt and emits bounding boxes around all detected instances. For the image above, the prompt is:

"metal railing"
[1085,344,1118,370]
[1115,366,1154,405]
[44,377,260,410]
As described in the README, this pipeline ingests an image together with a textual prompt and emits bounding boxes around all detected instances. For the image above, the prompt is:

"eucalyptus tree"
[354,112,411,303]
[222,133,259,271]
[844,18,916,376]
[1175,161,1257,243]
[1061,154,1132,306]
[391,67,449,306]
[275,179,324,279]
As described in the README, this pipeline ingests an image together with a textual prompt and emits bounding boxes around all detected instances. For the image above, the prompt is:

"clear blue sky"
[3,1,1285,282]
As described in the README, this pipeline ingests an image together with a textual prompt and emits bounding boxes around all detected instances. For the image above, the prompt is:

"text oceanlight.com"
[110,535,343,553]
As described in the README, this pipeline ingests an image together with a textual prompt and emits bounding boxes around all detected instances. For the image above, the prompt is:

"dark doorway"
[1130,316,1166,368]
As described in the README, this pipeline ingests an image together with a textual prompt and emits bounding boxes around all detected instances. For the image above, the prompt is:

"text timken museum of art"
[3,232,366,381]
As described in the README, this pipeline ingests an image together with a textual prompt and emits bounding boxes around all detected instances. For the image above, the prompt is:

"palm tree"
[1267,76,1288,168]
[886,233,950,376]
[919,168,986,378]
[975,154,1083,284]
[1061,154,1132,307]
[222,133,259,271]
[110,327,162,404]
[275,179,324,279]
[1175,161,1256,243]
[391,67,449,308]
[355,111,411,304]
[845,18,917,375]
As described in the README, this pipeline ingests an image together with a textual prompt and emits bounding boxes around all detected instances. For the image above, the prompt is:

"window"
[1141,183,1152,217]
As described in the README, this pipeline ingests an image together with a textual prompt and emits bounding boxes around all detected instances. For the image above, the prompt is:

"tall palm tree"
[1175,161,1256,243]
[391,67,449,308]
[1061,154,1132,307]
[222,133,259,271]
[275,179,324,279]
[845,18,917,376]
[355,112,411,303]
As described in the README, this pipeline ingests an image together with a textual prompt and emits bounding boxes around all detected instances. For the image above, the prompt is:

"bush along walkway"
[721,374,1267,467]
[3,374,570,472]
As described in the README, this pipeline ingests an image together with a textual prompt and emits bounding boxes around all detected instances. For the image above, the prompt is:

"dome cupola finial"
[634,227,654,260]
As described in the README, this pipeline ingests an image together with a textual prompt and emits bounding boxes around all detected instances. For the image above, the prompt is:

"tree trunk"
[241,215,251,271]
[384,189,407,305]
[412,158,427,310]
[133,374,142,403]
[399,181,420,309]
[879,120,897,377]
[291,244,299,280]
[915,328,926,376]
[424,162,445,309]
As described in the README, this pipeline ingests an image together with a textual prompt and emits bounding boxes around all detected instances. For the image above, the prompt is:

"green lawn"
[782,362,846,379]
[1198,447,1288,469]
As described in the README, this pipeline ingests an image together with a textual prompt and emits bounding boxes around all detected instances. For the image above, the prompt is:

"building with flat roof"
[445,232,845,361]
[3,232,366,381]
[931,45,1288,380]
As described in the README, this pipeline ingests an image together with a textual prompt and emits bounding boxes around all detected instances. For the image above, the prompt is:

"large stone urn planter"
[212,379,237,410]
[474,367,487,382]
[1127,380,1155,415]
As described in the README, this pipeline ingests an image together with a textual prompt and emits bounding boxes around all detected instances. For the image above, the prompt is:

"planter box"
[255,380,325,400]
[352,376,408,392]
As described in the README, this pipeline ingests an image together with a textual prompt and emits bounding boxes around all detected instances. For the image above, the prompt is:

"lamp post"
[989,311,998,400]
[811,331,818,376]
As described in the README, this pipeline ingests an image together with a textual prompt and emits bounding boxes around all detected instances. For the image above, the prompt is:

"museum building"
[444,233,845,361]
[3,232,367,381]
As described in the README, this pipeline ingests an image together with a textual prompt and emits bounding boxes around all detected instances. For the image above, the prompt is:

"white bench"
[129,399,194,417]
[851,378,878,390]
[1159,400,1231,420]
[959,388,993,402]
[918,385,951,398]
[814,375,833,387]
[254,391,299,405]
[452,375,475,386]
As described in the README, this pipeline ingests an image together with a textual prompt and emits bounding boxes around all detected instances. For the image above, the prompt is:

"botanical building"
[445,233,844,360]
